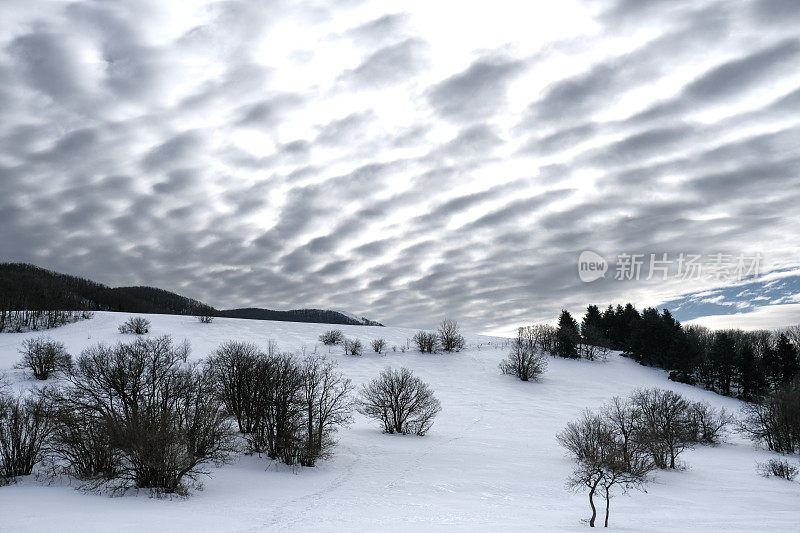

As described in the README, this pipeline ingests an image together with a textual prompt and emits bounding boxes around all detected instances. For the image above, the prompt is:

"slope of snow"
[0,312,797,532]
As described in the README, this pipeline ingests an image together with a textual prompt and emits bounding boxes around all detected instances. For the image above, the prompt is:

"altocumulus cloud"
[1,0,800,334]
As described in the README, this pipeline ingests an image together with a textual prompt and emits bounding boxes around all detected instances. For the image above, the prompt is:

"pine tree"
[775,333,799,384]
[581,305,603,335]
[709,332,735,395]
[736,343,767,400]
[556,309,579,358]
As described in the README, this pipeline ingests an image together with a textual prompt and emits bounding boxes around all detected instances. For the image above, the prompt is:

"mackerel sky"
[2,0,800,334]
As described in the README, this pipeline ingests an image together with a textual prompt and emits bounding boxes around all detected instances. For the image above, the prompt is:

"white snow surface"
[0,312,797,532]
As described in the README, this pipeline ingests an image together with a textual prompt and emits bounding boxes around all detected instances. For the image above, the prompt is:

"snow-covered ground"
[0,312,797,532]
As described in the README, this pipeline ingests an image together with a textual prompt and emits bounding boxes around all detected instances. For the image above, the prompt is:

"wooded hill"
[0,263,382,326]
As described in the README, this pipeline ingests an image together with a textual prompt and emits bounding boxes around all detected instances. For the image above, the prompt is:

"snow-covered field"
[0,312,798,532]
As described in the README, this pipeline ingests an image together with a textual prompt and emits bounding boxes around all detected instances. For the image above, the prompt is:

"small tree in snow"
[371,338,387,354]
[412,331,438,353]
[342,338,363,356]
[358,368,441,436]
[499,328,547,381]
[319,329,344,346]
[118,316,150,335]
[16,336,71,380]
[558,411,652,528]
[438,319,465,352]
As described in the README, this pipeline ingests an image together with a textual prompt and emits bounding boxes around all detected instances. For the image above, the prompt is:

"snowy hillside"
[0,312,797,532]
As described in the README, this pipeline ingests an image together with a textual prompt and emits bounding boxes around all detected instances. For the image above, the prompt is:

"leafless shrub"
[499,330,547,381]
[197,314,214,324]
[342,338,363,356]
[298,354,354,466]
[371,338,387,354]
[46,396,119,482]
[117,316,151,335]
[757,458,798,481]
[739,380,800,454]
[558,410,652,528]
[16,336,71,380]
[412,331,438,353]
[438,319,465,352]
[685,401,733,445]
[249,353,304,463]
[60,336,234,493]
[208,341,266,433]
[319,329,344,345]
[358,367,441,436]
[630,388,693,469]
[0,393,54,482]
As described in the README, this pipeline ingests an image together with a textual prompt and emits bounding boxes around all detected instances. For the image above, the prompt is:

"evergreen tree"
[709,332,736,395]
[736,343,767,400]
[581,305,603,335]
[668,329,696,384]
[556,309,580,358]
[774,333,799,384]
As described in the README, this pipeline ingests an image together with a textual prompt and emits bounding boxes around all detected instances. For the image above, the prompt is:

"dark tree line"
[556,304,799,401]
[0,263,215,333]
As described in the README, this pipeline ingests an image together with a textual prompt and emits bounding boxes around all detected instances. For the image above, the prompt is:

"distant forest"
[557,303,799,401]
[0,263,382,331]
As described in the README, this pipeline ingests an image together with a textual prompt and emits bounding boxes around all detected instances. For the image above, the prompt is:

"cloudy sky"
[2,0,800,334]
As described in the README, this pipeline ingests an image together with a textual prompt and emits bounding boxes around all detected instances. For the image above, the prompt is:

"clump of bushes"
[740,379,800,454]
[16,336,71,380]
[208,342,353,467]
[413,331,438,353]
[358,367,441,436]
[51,335,234,494]
[558,388,732,526]
[438,319,465,352]
[319,329,344,345]
[118,316,151,335]
[342,338,363,356]
[197,314,214,324]
[757,458,798,481]
[499,327,548,381]
[0,393,53,484]
[371,338,387,354]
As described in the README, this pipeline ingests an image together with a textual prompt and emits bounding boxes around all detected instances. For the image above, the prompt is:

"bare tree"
[558,410,652,528]
[412,331,438,353]
[630,388,693,469]
[499,328,547,381]
[739,380,800,454]
[208,341,266,433]
[16,336,71,380]
[685,401,732,445]
[298,354,354,466]
[580,325,611,361]
[358,368,441,436]
[0,393,54,482]
[117,316,151,335]
[757,458,798,480]
[601,396,646,472]
[319,329,344,346]
[60,336,235,493]
[371,338,387,354]
[46,397,118,482]
[342,338,363,356]
[438,319,465,352]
